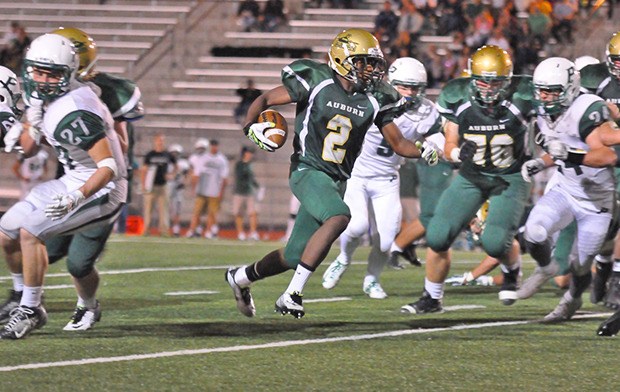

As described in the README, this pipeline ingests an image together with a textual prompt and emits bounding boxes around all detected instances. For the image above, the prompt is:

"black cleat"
[591,261,613,304]
[499,267,519,306]
[274,291,304,319]
[0,290,22,324]
[598,309,620,336]
[604,271,620,309]
[400,290,443,314]
[401,243,422,266]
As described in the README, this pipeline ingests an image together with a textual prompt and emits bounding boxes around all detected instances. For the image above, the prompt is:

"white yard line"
[164,290,219,296]
[304,297,352,303]
[0,312,612,373]
[443,305,486,311]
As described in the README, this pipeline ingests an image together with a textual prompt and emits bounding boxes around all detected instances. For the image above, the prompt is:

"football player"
[225,28,428,318]
[0,33,127,339]
[321,57,444,299]
[521,57,617,322]
[0,27,143,332]
[400,45,535,314]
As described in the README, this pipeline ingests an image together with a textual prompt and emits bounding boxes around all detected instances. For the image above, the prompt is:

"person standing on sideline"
[12,149,49,200]
[233,146,261,240]
[196,139,229,239]
[168,143,190,237]
[141,134,176,236]
[186,138,210,237]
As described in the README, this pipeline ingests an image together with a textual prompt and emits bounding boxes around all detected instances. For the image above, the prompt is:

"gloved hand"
[415,140,439,166]
[44,190,85,221]
[243,122,279,152]
[3,121,23,153]
[521,158,546,182]
[458,139,477,161]
[546,139,568,160]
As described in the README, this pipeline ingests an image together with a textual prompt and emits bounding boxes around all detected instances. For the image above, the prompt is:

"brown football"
[258,109,288,149]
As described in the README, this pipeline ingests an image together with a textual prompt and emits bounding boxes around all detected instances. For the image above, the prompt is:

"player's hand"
[243,122,279,152]
[415,140,439,166]
[521,158,546,182]
[546,139,568,160]
[44,190,85,221]
[3,121,23,152]
[458,140,477,161]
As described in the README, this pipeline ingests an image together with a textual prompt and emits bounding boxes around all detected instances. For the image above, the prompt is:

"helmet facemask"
[533,57,580,118]
[470,76,511,108]
[343,54,387,92]
[392,82,426,108]
[607,32,620,81]
[23,61,73,102]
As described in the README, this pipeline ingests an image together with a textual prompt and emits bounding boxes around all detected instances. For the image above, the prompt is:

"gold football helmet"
[328,28,386,92]
[468,45,513,108]
[50,27,97,79]
[607,31,620,80]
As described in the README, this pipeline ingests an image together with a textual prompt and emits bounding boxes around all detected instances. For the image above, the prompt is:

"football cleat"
[63,301,102,331]
[401,243,422,266]
[604,271,620,309]
[225,267,256,317]
[0,290,22,324]
[597,309,620,337]
[363,279,388,299]
[274,291,304,319]
[387,251,405,270]
[499,267,520,305]
[400,290,443,314]
[542,293,582,323]
[322,259,349,289]
[0,305,47,340]
[516,263,559,300]
[591,261,613,304]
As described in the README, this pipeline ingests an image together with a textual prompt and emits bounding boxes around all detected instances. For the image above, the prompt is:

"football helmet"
[468,45,513,108]
[533,57,580,117]
[606,31,620,80]
[388,57,427,107]
[22,34,78,102]
[328,28,386,92]
[0,65,22,116]
[574,55,599,71]
[51,27,97,79]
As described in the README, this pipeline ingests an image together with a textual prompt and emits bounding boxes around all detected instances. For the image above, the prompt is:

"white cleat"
[225,267,256,317]
[63,302,102,331]
[363,279,388,299]
[322,259,349,289]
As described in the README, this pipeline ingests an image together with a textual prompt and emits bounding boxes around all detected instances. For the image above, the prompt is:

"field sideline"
[0,235,618,390]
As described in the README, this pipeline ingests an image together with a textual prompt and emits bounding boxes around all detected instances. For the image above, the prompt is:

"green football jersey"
[282,59,404,180]
[580,63,620,126]
[437,76,536,175]
[91,72,143,122]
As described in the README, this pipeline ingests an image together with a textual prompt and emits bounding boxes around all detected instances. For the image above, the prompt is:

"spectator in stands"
[529,0,553,16]
[12,150,49,200]
[463,0,485,27]
[234,79,262,124]
[395,1,424,53]
[261,0,286,32]
[527,4,552,46]
[374,1,400,48]
[233,146,261,241]
[1,21,19,47]
[0,23,31,73]
[141,134,177,236]
[437,0,467,36]
[465,5,494,48]
[551,0,578,44]
[486,27,511,52]
[237,0,261,32]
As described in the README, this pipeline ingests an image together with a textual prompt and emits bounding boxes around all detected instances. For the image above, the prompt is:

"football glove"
[3,121,23,153]
[243,122,279,152]
[44,190,85,221]
[415,140,439,166]
[521,158,546,182]
[546,139,568,160]
[458,139,477,161]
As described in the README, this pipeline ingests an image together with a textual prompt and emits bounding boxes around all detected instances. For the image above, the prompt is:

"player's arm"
[114,120,129,154]
[18,123,42,158]
[80,138,117,199]
[443,120,460,162]
[243,85,292,126]
[582,127,618,167]
[380,122,422,158]
[596,120,620,147]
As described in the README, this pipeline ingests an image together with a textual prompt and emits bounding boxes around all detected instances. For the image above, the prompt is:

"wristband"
[565,151,585,165]
[450,148,461,163]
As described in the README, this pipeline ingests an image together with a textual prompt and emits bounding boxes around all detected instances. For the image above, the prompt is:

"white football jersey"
[351,97,443,178]
[20,150,48,180]
[536,93,615,211]
[42,85,127,187]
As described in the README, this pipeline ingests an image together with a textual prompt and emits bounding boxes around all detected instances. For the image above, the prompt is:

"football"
[258,109,288,149]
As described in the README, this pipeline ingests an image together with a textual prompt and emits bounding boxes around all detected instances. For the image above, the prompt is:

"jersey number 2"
[322,114,352,164]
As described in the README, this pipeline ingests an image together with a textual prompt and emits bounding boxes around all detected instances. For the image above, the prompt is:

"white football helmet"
[0,65,22,116]
[388,57,427,106]
[533,57,580,116]
[194,138,209,150]
[574,55,599,71]
[169,144,183,154]
[22,34,78,101]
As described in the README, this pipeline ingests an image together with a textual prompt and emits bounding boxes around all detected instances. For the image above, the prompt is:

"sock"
[235,266,253,287]
[613,259,620,272]
[390,242,403,254]
[285,262,315,294]
[21,286,43,308]
[77,295,97,310]
[11,273,24,292]
[425,278,444,299]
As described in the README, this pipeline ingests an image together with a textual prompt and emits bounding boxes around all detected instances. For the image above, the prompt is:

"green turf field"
[0,235,618,391]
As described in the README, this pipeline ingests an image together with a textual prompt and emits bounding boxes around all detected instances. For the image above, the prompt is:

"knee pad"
[524,222,548,244]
